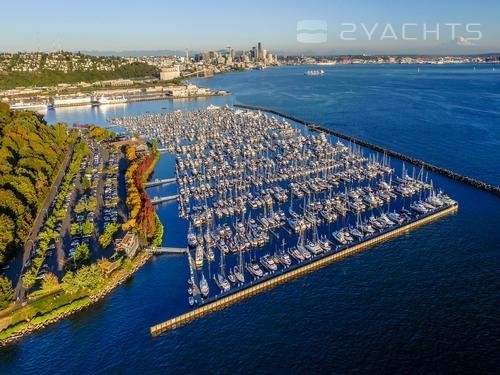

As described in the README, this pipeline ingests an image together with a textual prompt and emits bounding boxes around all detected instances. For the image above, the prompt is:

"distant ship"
[91,95,128,106]
[305,69,325,76]
[9,101,48,111]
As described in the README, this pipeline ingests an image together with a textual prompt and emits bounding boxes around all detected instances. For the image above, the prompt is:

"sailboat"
[246,249,264,278]
[277,239,292,267]
[297,231,312,259]
[187,222,197,247]
[233,246,245,283]
[199,273,209,298]
[305,226,323,255]
[213,248,230,292]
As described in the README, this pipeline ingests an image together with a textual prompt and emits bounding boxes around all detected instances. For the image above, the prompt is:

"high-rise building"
[257,42,262,61]
[227,46,234,60]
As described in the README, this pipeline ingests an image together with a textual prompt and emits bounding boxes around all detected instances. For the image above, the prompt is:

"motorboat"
[246,261,264,278]
[199,274,209,298]
[260,254,278,271]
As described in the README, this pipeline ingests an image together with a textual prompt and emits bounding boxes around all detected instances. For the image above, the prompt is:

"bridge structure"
[151,194,179,205]
[181,69,213,78]
[145,177,177,188]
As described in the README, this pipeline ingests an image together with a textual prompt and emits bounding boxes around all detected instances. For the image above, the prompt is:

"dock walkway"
[145,178,176,188]
[151,195,179,205]
[143,247,187,254]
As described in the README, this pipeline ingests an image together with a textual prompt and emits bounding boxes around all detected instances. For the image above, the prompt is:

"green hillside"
[0,103,70,264]
[0,62,159,89]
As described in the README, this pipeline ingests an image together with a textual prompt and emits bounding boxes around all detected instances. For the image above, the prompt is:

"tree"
[98,223,119,248]
[41,272,59,292]
[70,223,80,236]
[81,175,91,191]
[0,276,14,309]
[74,200,86,214]
[61,271,79,295]
[81,220,94,236]
[122,258,133,271]
[125,145,136,161]
[151,216,164,247]
[73,243,91,267]
[96,258,114,276]
[22,271,37,289]
[86,196,97,212]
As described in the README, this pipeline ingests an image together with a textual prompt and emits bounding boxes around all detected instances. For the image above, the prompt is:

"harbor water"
[1,65,499,374]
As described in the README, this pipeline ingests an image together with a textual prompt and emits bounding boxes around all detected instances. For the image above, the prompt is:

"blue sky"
[1,0,499,54]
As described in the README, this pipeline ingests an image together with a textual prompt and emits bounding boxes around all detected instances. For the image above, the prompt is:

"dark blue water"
[1,65,499,374]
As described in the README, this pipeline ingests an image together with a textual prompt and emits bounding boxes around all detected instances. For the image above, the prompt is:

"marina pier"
[143,247,187,254]
[233,104,500,198]
[151,194,179,205]
[145,177,177,188]
[150,202,458,336]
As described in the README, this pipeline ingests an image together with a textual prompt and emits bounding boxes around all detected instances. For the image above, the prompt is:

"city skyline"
[2,0,500,54]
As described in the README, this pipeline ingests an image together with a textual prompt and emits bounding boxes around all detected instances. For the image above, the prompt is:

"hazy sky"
[2,0,499,54]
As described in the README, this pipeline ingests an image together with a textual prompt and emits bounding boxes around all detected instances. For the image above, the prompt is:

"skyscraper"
[257,42,262,61]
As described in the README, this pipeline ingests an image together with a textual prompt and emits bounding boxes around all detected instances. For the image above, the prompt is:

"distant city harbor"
[0,41,496,345]
[2,43,499,111]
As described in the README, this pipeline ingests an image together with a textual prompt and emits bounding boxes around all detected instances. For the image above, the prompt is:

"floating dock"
[145,177,177,188]
[151,194,179,205]
[150,203,458,337]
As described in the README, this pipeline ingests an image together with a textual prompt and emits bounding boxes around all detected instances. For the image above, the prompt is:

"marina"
[2,62,499,374]
[109,105,458,330]
[150,202,458,336]
[233,104,500,198]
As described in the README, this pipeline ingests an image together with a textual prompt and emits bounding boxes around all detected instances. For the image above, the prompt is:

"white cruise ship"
[91,95,128,106]
[9,101,48,111]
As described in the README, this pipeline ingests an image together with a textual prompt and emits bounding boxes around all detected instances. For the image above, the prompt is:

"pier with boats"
[109,106,459,334]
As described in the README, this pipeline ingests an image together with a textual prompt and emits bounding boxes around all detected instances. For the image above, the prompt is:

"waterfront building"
[160,65,180,81]
[116,232,140,258]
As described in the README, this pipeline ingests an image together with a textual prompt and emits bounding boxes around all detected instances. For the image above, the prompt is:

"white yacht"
[199,274,209,298]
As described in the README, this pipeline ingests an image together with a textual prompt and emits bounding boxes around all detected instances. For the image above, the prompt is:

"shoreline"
[0,143,162,346]
[0,251,152,347]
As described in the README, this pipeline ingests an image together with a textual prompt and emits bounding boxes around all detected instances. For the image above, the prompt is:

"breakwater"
[233,104,500,198]
[150,203,458,336]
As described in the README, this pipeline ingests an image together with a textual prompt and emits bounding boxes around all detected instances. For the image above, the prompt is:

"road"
[10,142,75,299]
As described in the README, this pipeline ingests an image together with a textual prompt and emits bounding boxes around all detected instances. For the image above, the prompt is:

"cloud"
[455,36,475,47]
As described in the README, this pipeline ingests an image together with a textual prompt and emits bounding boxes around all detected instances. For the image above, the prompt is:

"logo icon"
[297,20,328,43]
